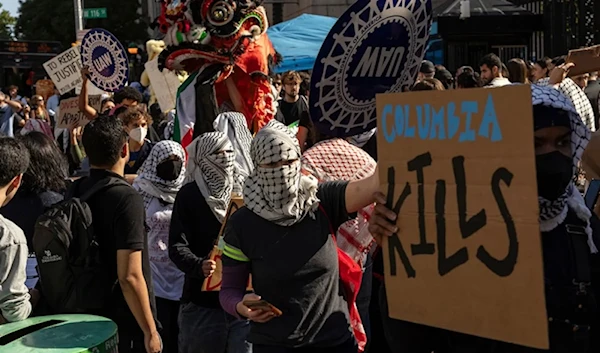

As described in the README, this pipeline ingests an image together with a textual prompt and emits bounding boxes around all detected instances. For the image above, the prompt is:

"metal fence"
[512,0,597,58]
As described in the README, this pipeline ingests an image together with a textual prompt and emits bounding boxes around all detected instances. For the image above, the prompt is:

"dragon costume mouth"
[158,43,233,72]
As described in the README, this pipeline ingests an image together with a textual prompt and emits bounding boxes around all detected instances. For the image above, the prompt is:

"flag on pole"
[174,72,199,149]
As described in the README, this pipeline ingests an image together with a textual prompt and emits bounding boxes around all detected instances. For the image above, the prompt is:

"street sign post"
[83,8,107,19]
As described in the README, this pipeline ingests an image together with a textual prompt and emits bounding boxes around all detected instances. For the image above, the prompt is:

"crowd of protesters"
[0,49,599,353]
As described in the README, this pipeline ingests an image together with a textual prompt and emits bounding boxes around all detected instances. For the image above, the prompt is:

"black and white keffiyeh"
[244,119,319,226]
[531,84,597,253]
[537,77,596,131]
[213,112,253,194]
[133,141,187,209]
[186,131,235,223]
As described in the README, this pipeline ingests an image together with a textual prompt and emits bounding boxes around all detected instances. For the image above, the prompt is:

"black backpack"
[33,177,130,313]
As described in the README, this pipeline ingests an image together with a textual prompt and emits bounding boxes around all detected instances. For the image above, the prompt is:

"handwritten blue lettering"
[459,101,477,142]
[380,95,503,143]
[382,104,395,143]
[478,94,502,141]
[417,105,430,139]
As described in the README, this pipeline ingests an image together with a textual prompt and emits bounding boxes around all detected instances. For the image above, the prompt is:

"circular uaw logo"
[81,28,129,92]
[309,0,432,137]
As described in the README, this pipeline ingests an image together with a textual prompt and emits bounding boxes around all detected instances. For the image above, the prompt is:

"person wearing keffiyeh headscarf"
[219,119,383,352]
[134,141,186,209]
[169,131,251,353]
[301,136,377,346]
[243,120,320,225]
[213,112,253,194]
[132,140,186,353]
[185,131,235,223]
[369,84,600,353]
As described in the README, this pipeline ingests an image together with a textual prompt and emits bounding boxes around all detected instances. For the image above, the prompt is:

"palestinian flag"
[173,71,199,149]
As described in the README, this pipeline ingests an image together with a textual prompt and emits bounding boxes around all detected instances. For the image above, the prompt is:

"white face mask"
[129,127,147,143]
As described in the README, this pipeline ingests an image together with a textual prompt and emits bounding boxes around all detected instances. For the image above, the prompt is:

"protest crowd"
[2,1,600,353]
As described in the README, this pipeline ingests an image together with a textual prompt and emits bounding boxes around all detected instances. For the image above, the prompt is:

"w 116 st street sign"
[83,8,107,19]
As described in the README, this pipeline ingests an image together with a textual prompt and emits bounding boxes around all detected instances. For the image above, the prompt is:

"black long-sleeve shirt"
[168,182,222,307]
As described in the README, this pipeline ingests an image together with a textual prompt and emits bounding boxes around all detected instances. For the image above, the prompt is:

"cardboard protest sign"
[310,0,432,137]
[202,197,252,291]
[567,45,600,77]
[80,28,129,92]
[144,59,181,113]
[57,95,102,128]
[377,85,547,349]
[43,46,83,95]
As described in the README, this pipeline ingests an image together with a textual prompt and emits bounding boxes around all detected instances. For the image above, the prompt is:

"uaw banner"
[310,0,432,137]
[377,86,548,349]
[80,28,129,92]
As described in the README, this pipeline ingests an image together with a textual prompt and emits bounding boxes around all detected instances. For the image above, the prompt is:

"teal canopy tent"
[267,14,337,73]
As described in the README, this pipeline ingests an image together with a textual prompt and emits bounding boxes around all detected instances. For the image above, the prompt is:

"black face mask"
[156,159,183,181]
[536,151,573,201]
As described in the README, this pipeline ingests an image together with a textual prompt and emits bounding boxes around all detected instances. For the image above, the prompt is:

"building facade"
[262,0,352,24]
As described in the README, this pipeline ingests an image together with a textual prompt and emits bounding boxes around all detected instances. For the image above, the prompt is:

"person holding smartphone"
[219,120,380,353]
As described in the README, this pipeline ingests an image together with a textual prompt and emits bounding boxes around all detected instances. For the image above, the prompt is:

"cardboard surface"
[144,59,181,113]
[202,197,252,291]
[43,47,83,95]
[567,45,600,77]
[376,85,547,349]
[57,95,102,128]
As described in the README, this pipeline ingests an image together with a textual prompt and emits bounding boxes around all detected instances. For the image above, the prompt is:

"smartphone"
[242,300,283,317]
[585,180,600,210]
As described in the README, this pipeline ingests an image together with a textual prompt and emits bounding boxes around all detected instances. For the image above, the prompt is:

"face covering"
[156,159,183,181]
[129,126,147,143]
[536,151,573,201]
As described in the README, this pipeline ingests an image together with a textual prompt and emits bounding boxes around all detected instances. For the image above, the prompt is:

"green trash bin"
[0,314,118,353]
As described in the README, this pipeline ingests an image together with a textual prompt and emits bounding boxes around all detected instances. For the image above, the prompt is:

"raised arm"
[3,97,22,113]
[345,164,379,213]
[78,66,98,120]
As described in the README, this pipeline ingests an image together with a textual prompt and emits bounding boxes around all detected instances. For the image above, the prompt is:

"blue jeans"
[178,303,252,353]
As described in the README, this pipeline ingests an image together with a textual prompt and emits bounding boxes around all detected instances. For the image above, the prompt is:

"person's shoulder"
[228,206,258,227]
[179,181,199,194]
[318,180,349,195]
[175,182,203,203]
[92,178,141,205]
[0,215,27,248]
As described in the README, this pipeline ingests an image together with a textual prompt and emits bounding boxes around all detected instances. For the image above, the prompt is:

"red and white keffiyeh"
[301,138,377,266]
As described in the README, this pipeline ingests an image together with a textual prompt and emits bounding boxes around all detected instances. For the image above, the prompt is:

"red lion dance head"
[157,0,279,134]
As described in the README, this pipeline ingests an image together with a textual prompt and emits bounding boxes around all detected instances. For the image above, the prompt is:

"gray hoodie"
[0,214,31,322]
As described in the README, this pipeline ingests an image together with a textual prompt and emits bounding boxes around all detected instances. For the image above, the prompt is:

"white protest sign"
[144,59,181,112]
[43,47,83,95]
[57,95,103,128]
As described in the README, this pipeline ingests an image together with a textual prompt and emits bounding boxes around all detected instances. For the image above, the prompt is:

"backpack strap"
[79,177,131,203]
[301,95,309,110]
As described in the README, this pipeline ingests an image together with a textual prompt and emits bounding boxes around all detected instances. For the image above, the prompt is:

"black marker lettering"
[436,179,468,276]
[453,156,487,239]
[386,167,416,278]
[408,153,435,255]
[476,167,518,276]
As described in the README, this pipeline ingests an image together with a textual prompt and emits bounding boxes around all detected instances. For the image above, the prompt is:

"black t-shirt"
[223,181,353,348]
[278,96,309,126]
[169,182,222,307]
[72,169,157,334]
